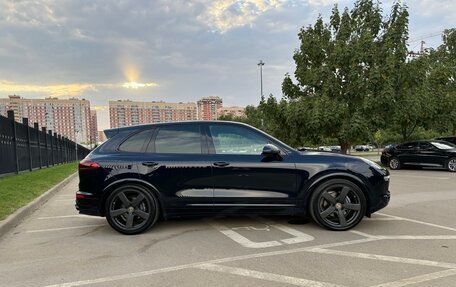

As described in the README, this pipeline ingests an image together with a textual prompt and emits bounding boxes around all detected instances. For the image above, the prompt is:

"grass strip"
[0,162,77,221]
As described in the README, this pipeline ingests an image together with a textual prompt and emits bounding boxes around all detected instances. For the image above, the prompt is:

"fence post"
[48,130,54,166]
[23,118,33,171]
[58,135,62,164]
[35,123,42,168]
[54,132,58,164]
[42,127,49,168]
[7,111,19,174]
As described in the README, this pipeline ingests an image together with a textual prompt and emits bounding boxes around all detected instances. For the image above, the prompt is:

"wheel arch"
[100,179,166,218]
[302,172,372,217]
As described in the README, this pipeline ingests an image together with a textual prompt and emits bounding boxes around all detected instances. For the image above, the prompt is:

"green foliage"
[0,162,77,221]
[231,2,455,150]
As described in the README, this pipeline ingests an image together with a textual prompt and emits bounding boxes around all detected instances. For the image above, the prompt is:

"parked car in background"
[384,143,396,150]
[436,136,456,145]
[355,145,372,152]
[76,121,390,234]
[329,146,341,153]
[318,146,332,152]
[381,140,456,172]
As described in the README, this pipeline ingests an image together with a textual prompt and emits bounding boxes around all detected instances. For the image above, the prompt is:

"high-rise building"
[218,106,246,118]
[0,95,96,143]
[89,110,98,145]
[109,100,198,128]
[197,96,223,120]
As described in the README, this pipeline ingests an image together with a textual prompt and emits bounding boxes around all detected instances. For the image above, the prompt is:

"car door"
[397,142,420,165]
[418,142,445,167]
[137,124,213,216]
[205,123,297,215]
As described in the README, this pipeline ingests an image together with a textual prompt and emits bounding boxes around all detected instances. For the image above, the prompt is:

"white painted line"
[37,215,99,220]
[196,263,345,287]
[370,269,456,287]
[308,248,456,269]
[349,230,379,239]
[207,218,314,248]
[393,175,449,180]
[26,224,106,233]
[366,218,402,221]
[219,229,282,248]
[42,238,377,287]
[377,213,456,232]
[375,235,456,240]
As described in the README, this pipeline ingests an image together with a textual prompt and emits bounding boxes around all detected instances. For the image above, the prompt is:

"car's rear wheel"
[105,184,159,235]
[447,158,456,172]
[389,157,401,170]
[309,179,366,231]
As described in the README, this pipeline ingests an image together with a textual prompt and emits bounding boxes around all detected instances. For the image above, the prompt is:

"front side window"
[209,125,269,155]
[398,142,418,150]
[153,125,202,154]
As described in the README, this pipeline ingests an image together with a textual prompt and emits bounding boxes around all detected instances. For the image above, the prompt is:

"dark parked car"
[436,136,456,145]
[76,121,390,234]
[381,140,456,172]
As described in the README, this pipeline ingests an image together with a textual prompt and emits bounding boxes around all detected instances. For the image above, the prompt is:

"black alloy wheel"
[106,184,159,235]
[310,179,366,231]
[389,157,401,170]
[447,157,456,172]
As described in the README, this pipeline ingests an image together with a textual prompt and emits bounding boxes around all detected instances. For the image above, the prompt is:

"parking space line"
[195,263,345,287]
[375,235,456,240]
[308,248,456,269]
[349,230,380,239]
[366,218,401,221]
[42,238,376,287]
[377,213,456,232]
[26,224,106,233]
[392,175,449,180]
[369,269,456,287]
[37,215,98,220]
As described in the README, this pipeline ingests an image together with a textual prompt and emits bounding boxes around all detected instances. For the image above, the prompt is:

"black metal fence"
[0,110,90,176]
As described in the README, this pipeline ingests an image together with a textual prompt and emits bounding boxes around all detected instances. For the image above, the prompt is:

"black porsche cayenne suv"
[76,121,390,234]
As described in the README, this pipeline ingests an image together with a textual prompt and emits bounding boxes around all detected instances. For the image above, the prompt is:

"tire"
[309,179,366,231]
[389,157,401,170]
[105,184,159,235]
[447,157,456,172]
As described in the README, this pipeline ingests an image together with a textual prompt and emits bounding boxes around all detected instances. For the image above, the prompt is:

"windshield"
[431,141,456,150]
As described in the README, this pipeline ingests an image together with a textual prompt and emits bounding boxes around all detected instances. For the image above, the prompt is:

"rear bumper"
[75,191,102,216]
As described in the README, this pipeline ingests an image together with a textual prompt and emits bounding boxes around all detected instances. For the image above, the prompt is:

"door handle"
[142,161,159,167]
[213,161,230,167]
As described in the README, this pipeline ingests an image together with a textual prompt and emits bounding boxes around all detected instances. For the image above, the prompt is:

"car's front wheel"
[389,157,401,170]
[447,157,456,172]
[309,179,366,231]
[105,184,159,235]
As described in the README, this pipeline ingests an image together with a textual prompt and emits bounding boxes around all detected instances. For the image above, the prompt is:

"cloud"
[197,0,285,32]
[0,80,159,97]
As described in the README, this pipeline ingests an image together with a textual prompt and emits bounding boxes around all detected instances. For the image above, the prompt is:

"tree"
[282,0,410,153]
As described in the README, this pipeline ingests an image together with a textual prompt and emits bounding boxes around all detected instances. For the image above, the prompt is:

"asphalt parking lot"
[1,168,455,287]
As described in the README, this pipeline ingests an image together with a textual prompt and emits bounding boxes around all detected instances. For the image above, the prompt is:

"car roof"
[104,121,251,139]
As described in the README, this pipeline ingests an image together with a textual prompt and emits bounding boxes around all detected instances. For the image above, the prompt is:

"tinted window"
[209,125,269,155]
[419,142,434,150]
[153,125,202,154]
[118,129,153,152]
[398,142,418,150]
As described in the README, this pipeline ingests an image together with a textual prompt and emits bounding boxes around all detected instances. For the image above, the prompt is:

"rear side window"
[118,129,153,152]
[153,125,202,154]
[398,142,418,150]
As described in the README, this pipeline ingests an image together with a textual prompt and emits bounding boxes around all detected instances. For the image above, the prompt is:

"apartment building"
[197,96,223,120]
[0,95,96,143]
[109,100,198,128]
[218,106,246,118]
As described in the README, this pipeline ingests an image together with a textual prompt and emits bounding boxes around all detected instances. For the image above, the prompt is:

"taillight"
[79,158,101,170]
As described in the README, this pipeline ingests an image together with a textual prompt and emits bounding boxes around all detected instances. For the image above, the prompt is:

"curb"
[0,172,78,239]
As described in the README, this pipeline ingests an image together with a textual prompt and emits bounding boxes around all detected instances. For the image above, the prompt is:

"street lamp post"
[257,60,264,97]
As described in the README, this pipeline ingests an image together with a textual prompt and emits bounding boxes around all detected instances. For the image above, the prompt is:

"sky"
[0,0,454,130]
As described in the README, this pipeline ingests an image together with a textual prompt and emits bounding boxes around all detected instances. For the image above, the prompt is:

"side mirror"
[262,144,281,157]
